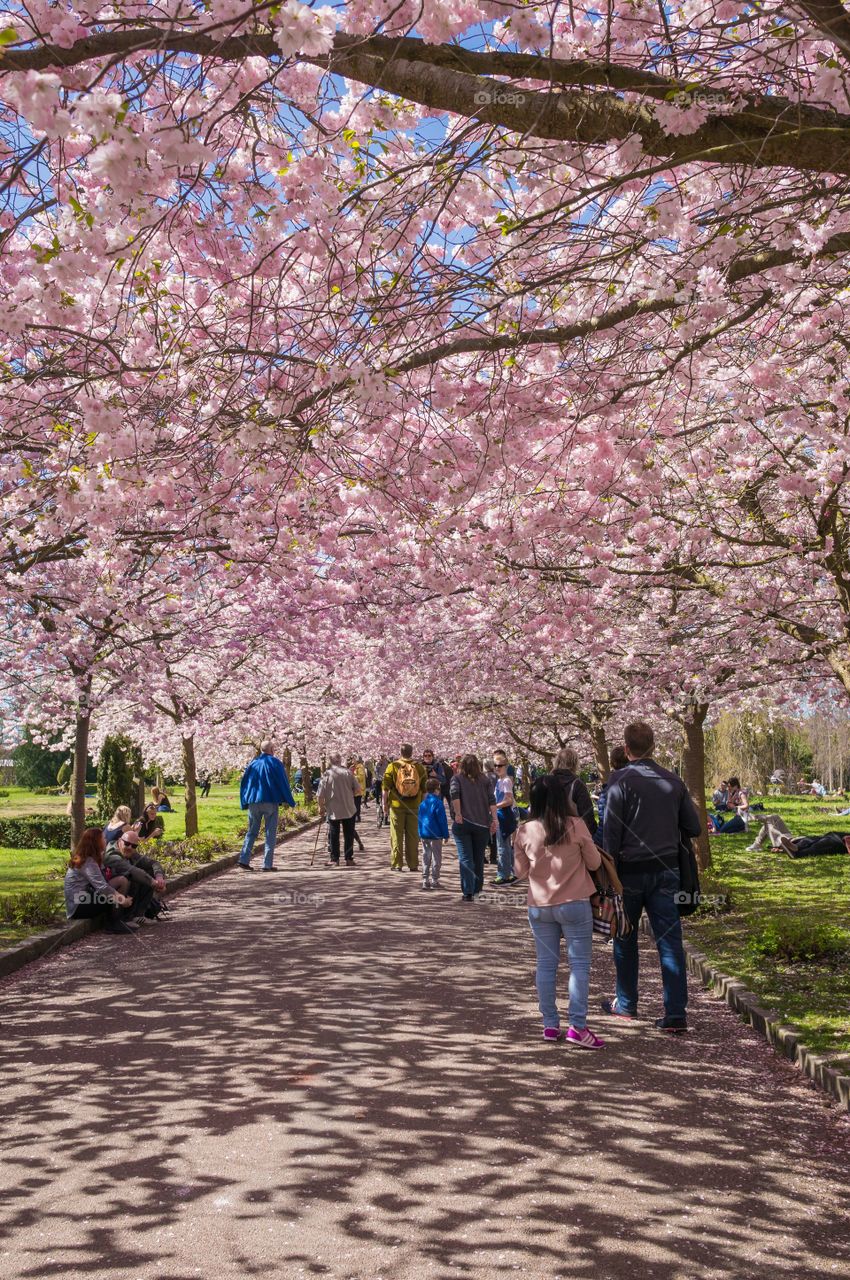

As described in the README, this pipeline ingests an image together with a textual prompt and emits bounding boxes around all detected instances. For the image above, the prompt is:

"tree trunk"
[70,705,91,850]
[682,704,712,871]
[519,757,531,802]
[182,734,199,837]
[283,746,292,772]
[590,717,611,780]
[300,752,313,803]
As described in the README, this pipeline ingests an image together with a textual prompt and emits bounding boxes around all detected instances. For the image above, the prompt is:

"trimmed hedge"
[0,816,72,848]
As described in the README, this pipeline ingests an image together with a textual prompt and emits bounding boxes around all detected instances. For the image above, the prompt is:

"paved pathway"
[2,815,850,1280]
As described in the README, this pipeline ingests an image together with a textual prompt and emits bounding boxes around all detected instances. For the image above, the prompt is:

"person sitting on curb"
[104,829,163,925]
[317,754,359,867]
[237,739,295,872]
[65,827,138,934]
[125,831,169,918]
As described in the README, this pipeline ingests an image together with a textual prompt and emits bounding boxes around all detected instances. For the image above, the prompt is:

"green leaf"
[0,27,19,46]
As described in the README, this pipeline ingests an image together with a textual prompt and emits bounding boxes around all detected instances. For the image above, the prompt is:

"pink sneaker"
[542,1027,565,1042]
[566,1026,605,1049]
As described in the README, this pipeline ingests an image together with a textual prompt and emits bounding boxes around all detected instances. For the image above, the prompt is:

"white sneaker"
[745,844,760,852]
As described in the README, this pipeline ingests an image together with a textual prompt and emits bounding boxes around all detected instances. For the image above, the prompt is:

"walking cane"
[310,817,326,866]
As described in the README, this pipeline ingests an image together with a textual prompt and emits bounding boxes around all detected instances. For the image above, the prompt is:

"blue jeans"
[528,900,593,1030]
[495,824,514,879]
[452,822,488,896]
[239,803,279,869]
[612,867,688,1019]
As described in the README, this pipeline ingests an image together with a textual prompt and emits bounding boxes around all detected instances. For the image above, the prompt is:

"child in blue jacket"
[418,777,449,890]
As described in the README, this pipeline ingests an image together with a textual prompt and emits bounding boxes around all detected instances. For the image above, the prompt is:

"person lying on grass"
[745,814,850,858]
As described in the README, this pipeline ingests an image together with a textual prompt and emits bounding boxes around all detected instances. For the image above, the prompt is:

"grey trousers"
[421,838,443,884]
[747,814,792,848]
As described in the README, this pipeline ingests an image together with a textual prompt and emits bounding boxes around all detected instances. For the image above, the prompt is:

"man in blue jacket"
[238,740,295,872]
[602,721,701,1032]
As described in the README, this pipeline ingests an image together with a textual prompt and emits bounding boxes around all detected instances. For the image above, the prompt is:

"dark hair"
[623,720,654,757]
[425,777,441,794]
[727,776,740,789]
[460,753,482,781]
[528,776,575,846]
[610,745,629,772]
[400,744,413,759]
[70,826,105,869]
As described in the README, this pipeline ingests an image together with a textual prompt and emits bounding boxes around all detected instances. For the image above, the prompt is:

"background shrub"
[0,816,72,848]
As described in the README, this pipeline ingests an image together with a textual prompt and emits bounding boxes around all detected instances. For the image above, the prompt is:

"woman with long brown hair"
[449,754,497,901]
[514,776,604,1048]
[64,827,138,934]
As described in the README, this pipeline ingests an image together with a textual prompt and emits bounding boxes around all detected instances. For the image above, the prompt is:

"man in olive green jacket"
[382,744,427,871]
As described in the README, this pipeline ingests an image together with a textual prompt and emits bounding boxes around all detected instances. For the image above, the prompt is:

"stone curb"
[640,916,850,1111]
[0,818,321,982]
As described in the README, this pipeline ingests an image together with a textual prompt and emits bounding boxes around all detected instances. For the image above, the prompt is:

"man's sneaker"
[655,1016,688,1034]
[106,920,139,935]
[431,880,443,889]
[344,859,357,867]
[745,843,760,852]
[238,863,255,872]
[779,836,799,858]
[420,881,431,890]
[261,865,281,872]
[600,997,637,1020]
[492,876,510,885]
[542,1027,565,1042]
[324,860,340,868]
[461,894,474,902]
[566,1026,605,1049]
[133,916,155,926]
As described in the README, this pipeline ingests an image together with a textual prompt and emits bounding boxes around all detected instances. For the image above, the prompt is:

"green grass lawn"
[0,784,256,945]
[690,794,850,1062]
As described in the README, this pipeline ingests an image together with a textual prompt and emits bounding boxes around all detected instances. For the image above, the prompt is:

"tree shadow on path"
[1,822,848,1280]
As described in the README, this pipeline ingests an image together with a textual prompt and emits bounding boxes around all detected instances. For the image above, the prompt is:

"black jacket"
[603,759,701,872]
[550,769,598,837]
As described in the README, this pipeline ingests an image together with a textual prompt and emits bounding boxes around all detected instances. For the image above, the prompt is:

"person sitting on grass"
[64,827,138,934]
[135,802,164,840]
[103,805,132,846]
[103,829,162,924]
[151,786,174,813]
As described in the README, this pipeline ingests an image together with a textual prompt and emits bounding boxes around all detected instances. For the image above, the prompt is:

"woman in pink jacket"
[514,775,605,1048]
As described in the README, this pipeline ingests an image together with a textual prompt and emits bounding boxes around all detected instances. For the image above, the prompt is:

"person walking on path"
[317,754,360,866]
[602,721,701,1033]
[450,754,497,900]
[347,758,366,853]
[418,777,449,889]
[550,747,598,841]
[238,740,295,872]
[492,753,519,885]
[514,776,604,1048]
[383,745,427,872]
